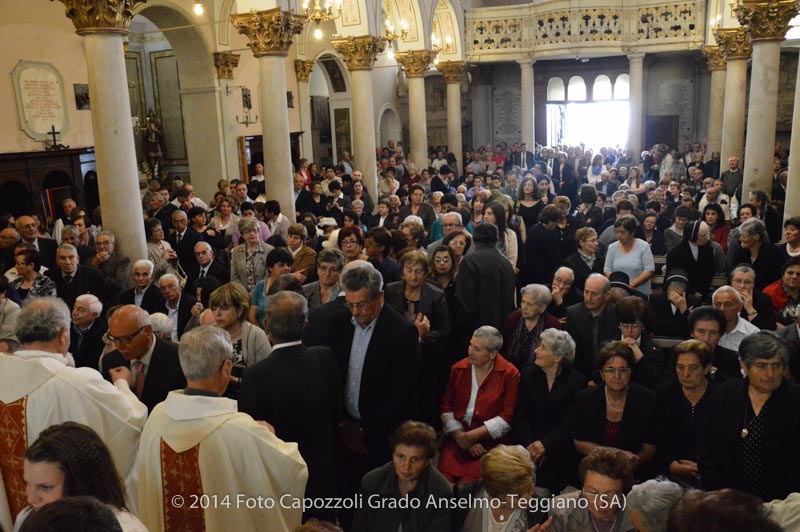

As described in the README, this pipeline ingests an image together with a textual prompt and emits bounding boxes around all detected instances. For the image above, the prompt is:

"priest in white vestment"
[0,298,147,532]
[136,325,308,532]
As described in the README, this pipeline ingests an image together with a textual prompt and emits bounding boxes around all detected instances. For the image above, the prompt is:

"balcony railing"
[466,0,705,58]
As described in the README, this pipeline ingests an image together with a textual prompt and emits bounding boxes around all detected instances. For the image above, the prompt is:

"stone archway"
[379,106,403,149]
[309,53,353,166]
[130,2,226,205]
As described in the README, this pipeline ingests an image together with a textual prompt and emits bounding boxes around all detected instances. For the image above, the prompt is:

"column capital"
[56,0,144,35]
[437,61,466,83]
[702,45,726,71]
[294,59,315,82]
[330,35,386,71]
[231,8,304,58]
[213,52,240,79]
[395,50,437,78]
[715,27,753,60]
[623,47,645,61]
[736,0,798,42]
[516,59,536,69]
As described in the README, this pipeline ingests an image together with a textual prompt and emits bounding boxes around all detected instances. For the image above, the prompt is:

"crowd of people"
[0,138,799,532]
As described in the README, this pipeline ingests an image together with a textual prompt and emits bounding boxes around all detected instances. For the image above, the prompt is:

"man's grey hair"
[740,331,788,367]
[75,294,103,317]
[133,259,155,276]
[586,273,611,294]
[57,243,78,256]
[171,210,188,220]
[264,291,308,343]
[739,217,770,243]
[317,248,346,270]
[352,199,364,209]
[612,190,628,203]
[731,264,756,279]
[340,262,383,298]
[178,325,233,381]
[442,211,463,226]
[172,179,185,189]
[159,273,180,287]
[96,231,115,244]
[540,328,576,364]
[149,312,172,338]
[520,284,553,308]
[712,285,742,306]
[472,325,503,353]
[194,241,213,253]
[555,266,575,282]
[16,297,71,344]
[63,198,77,207]
[626,479,684,532]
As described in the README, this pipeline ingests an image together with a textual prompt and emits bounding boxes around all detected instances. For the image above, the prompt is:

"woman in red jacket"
[439,326,520,483]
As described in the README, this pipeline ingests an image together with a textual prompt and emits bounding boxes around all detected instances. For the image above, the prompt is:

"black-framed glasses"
[107,326,147,346]
[602,367,632,376]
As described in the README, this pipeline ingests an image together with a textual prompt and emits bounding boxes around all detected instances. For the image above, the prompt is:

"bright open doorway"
[546,101,629,151]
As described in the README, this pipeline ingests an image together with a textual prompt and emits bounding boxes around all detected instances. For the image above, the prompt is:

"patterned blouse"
[11,273,56,301]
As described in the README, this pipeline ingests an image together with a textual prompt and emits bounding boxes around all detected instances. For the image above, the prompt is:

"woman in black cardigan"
[571,342,659,475]
[563,226,605,292]
[732,217,782,290]
[665,220,715,299]
[513,328,587,493]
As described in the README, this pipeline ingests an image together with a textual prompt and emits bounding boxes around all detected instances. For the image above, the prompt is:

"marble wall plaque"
[12,61,69,141]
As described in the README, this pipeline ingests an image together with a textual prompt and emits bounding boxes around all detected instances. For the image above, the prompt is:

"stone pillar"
[396,50,436,170]
[785,48,800,221]
[57,0,147,261]
[626,51,645,157]
[715,26,751,167]
[703,46,726,158]
[232,8,303,214]
[518,60,535,147]
[214,51,241,184]
[437,61,466,174]
[470,66,492,149]
[737,0,798,198]
[294,60,315,161]
[331,36,386,200]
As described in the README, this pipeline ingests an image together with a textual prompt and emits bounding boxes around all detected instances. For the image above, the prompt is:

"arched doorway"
[127,4,225,204]
[379,106,403,149]
[309,54,352,167]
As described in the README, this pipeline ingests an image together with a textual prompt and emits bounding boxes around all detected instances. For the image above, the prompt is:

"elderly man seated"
[712,285,760,352]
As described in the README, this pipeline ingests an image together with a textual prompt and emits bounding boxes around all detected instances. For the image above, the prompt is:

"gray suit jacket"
[230,242,273,292]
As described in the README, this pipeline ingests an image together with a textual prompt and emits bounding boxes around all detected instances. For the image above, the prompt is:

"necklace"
[589,511,617,532]
[741,400,766,439]
[605,388,626,412]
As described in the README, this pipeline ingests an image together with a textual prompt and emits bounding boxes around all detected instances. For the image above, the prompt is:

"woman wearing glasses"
[337,225,367,264]
[570,341,659,474]
[386,250,450,427]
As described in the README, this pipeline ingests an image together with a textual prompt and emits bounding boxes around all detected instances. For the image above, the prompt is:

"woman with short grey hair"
[512,327,586,495]
[230,217,272,293]
[733,217,782,289]
[627,479,683,532]
[302,249,345,309]
[439,325,520,483]
[503,284,559,370]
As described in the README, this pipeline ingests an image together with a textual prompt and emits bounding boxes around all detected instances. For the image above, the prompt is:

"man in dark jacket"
[565,273,619,378]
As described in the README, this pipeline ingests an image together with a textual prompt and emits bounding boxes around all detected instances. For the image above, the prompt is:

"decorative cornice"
[702,45,726,70]
[437,61,466,83]
[294,60,315,82]
[714,27,753,60]
[213,52,240,79]
[736,0,799,42]
[395,50,437,78]
[231,8,304,58]
[55,0,144,35]
[330,35,386,71]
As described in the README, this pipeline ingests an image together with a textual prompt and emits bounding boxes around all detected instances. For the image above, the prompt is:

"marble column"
[518,60,534,147]
[437,61,466,174]
[214,51,241,184]
[294,60,315,162]
[396,50,436,170]
[737,0,797,198]
[626,51,645,157]
[232,8,303,214]
[331,36,386,200]
[702,46,726,158]
[471,67,492,150]
[785,48,800,221]
[58,0,147,261]
[715,27,751,167]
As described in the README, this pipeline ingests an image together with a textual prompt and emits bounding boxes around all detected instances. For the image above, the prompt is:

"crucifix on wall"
[45,124,69,151]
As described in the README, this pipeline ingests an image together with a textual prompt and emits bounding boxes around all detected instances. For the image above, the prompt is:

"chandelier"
[303,0,341,25]
[384,0,408,43]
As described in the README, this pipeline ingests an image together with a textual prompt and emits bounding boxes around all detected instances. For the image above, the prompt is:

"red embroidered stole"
[160,439,205,532]
[0,398,28,519]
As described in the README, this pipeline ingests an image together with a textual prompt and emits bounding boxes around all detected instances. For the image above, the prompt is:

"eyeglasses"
[107,326,147,346]
[95,240,113,247]
[344,299,374,311]
[442,223,462,229]
[602,367,632,376]
[340,239,359,247]
[619,322,641,331]
[433,257,451,263]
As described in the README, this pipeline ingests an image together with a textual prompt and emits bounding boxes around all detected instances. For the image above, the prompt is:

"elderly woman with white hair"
[513,328,587,494]
[502,284,561,370]
[732,217,782,290]
[439,326,521,483]
[626,479,683,532]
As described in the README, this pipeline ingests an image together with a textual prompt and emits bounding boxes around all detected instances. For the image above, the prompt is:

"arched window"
[567,76,586,101]
[593,75,612,100]
[614,74,630,100]
[547,77,565,101]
